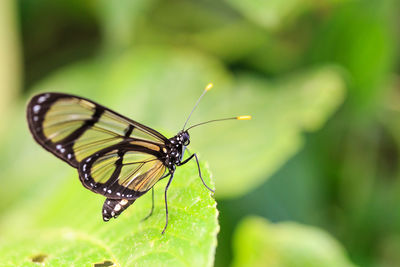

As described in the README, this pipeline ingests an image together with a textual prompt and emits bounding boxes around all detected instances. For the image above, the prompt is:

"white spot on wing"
[33,105,41,113]
[37,95,47,103]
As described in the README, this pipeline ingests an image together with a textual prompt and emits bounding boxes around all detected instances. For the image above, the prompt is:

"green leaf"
[194,67,346,197]
[224,0,352,31]
[224,0,308,31]
[232,216,356,267]
[0,156,218,266]
[96,0,157,50]
[310,2,395,113]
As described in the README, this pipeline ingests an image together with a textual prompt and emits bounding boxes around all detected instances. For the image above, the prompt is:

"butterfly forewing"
[27,93,168,167]
[78,141,166,199]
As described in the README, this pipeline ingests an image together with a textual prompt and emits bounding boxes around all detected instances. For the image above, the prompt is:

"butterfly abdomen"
[102,198,135,221]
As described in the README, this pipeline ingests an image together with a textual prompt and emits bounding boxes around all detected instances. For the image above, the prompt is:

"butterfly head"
[176,131,190,147]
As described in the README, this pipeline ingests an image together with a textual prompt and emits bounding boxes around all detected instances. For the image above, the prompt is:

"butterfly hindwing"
[78,140,167,199]
[26,92,168,168]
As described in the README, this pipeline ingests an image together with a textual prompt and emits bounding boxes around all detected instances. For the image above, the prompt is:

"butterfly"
[26,83,251,233]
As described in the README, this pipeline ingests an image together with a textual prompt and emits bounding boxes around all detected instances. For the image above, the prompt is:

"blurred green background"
[1,0,400,266]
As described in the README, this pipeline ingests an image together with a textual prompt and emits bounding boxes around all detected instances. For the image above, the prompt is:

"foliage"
[232,216,355,267]
[0,0,399,266]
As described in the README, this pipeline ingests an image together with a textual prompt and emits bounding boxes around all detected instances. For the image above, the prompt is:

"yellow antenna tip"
[237,115,252,120]
[205,83,213,91]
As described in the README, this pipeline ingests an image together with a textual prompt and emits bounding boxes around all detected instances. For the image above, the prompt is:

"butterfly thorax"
[164,131,190,169]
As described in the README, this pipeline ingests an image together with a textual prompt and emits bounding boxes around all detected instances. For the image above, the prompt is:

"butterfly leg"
[180,153,215,193]
[193,153,215,193]
[162,172,175,234]
[141,188,155,222]
[142,171,171,222]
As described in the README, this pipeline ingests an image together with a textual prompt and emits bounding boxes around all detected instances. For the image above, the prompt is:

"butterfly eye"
[181,132,190,146]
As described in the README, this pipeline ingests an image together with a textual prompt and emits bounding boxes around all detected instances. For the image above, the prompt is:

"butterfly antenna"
[186,115,252,131]
[182,83,213,130]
